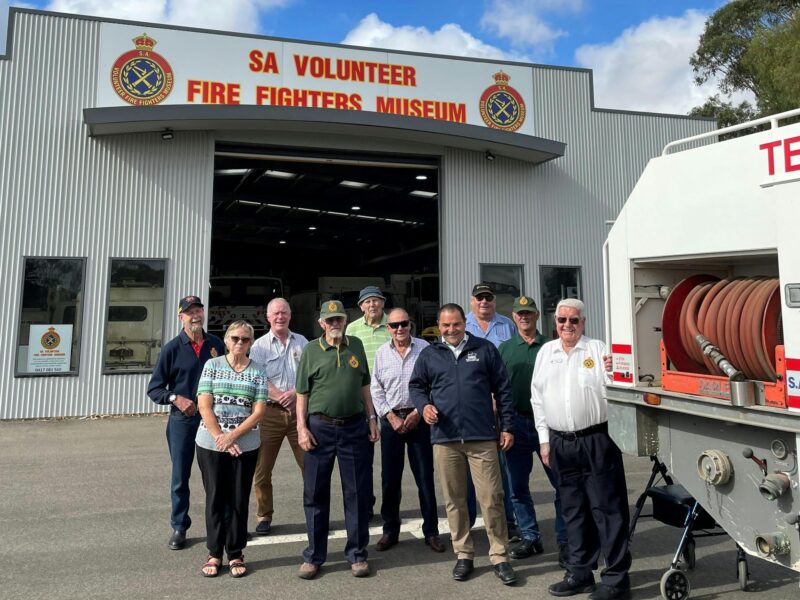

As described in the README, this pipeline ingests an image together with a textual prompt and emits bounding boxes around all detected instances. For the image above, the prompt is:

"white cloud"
[574,9,753,114]
[480,0,584,53]
[341,12,515,61]
[44,0,290,33]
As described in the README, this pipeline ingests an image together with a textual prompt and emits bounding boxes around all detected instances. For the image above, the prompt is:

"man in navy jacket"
[148,295,226,550]
[409,303,517,585]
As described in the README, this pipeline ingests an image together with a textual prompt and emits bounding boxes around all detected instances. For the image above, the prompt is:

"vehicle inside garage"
[209,144,440,339]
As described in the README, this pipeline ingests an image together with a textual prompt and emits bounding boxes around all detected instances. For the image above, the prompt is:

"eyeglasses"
[556,317,581,325]
[388,320,410,329]
[475,294,495,302]
[230,336,252,344]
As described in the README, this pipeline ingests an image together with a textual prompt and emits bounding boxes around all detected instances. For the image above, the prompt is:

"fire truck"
[605,109,800,597]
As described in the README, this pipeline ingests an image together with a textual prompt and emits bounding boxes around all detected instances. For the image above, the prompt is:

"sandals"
[229,555,247,578]
[202,555,221,578]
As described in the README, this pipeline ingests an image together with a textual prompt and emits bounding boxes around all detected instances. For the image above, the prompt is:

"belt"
[551,422,608,441]
[392,407,416,418]
[311,412,365,426]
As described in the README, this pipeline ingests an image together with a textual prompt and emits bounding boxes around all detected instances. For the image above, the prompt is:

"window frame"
[101,257,169,376]
[538,264,583,339]
[14,256,88,378]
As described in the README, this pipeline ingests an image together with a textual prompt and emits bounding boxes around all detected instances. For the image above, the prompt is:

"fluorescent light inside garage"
[409,190,437,198]
[339,180,369,189]
[265,170,296,179]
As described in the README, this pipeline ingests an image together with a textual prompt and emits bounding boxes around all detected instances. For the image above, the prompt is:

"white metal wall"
[0,11,715,418]
[0,13,215,418]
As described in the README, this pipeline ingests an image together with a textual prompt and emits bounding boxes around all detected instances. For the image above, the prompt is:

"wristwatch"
[367,414,377,421]
[168,393,177,404]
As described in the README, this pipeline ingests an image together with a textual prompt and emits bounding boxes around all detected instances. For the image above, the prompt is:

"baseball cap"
[178,295,203,313]
[358,285,386,305]
[471,283,495,297]
[320,299,347,319]
[513,296,539,312]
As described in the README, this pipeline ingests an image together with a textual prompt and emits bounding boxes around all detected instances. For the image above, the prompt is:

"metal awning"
[83,105,565,164]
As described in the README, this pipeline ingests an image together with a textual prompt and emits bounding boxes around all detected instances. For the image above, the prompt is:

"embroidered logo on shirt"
[210,347,218,357]
[465,352,480,363]
[583,357,595,369]
[349,355,360,369]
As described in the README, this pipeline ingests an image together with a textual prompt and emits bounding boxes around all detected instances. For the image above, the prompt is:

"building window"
[540,266,582,339]
[16,257,86,376]
[103,259,167,374]
[480,264,523,318]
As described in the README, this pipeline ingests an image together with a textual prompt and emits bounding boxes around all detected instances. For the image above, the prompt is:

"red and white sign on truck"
[604,109,800,591]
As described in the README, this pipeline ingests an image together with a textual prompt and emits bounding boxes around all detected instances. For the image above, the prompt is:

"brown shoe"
[297,562,319,580]
[425,535,446,553]
[376,534,398,551]
[351,561,370,577]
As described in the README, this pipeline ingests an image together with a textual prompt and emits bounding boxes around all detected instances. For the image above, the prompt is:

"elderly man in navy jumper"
[148,295,226,550]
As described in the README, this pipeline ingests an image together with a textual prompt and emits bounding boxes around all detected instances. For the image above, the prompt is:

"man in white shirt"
[531,298,630,600]
[250,297,308,535]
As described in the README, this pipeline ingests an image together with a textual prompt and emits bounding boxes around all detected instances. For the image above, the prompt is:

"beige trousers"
[253,404,304,522]
[434,440,508,564]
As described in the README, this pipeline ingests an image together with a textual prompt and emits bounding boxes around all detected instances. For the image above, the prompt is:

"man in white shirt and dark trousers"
[532,298,631,600]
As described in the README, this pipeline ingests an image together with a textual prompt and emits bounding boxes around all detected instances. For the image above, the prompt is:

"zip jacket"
[409,335,514,444]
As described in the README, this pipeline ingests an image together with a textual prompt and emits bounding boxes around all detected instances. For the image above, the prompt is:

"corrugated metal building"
[0,9,715,419]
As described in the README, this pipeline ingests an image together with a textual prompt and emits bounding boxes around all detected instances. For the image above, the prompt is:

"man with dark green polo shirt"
[295,299,380,580]
[498,296,568,564]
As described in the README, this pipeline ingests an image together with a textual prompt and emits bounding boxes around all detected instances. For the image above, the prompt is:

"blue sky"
[1,0,743,113]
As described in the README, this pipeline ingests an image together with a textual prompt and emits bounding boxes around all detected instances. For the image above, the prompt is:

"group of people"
[147,284,632,600]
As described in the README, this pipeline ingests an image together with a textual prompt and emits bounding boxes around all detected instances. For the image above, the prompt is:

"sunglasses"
[556,317,581,325]
[230,336,252,344]
[475,294,495,302]
[388,320,410,329]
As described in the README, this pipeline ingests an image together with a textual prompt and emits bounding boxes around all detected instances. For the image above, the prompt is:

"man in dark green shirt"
[295,300,380,580]
[498,296,567,564]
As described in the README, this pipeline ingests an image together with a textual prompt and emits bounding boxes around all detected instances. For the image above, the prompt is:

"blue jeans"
[302,415,373,565]
[380,418,439,538]
[467,448,516,528]
[504,413,567,544]
[166,410,201,532]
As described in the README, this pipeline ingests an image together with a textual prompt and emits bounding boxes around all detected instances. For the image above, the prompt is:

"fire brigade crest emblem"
[479,71,526,132]
[41,327,61,350]
[110,34,174,106]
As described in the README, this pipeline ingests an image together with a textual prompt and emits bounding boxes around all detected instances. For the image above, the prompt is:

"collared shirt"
[442,334,469,359]
[296,335,370,417]
[249,329,309,391]
[498,331,548,413]
[371,337,429,417]
[531,335,612,444]
[465,311,516,348]
[346,313,391,376]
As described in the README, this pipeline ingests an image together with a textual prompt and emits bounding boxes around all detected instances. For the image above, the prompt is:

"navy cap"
[178,295,203,314]
[358,285,386,305]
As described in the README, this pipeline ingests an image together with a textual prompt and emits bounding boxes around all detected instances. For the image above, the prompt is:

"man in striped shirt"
[346,285,392,376]
[370,308,444,553]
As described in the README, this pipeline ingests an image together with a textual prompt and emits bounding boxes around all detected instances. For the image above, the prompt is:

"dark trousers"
[166,411,201,531]
[549,428,632,589]
[196,445,258,559]
[380,418,439,538]
[303,415,373,565]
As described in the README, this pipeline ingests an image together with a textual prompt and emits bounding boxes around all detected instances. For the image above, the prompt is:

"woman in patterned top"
[196,320,267,578]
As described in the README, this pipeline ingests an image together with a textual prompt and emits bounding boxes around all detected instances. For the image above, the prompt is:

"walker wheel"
[660,568,691,600]
[682,538,696,569]
[738,558,749,591]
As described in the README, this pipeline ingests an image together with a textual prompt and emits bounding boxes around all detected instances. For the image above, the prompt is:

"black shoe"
[452,558,474,581]
[558,543,569,568]
[509,537,544,559]
[549,573,595,597]
[168,529,186,550]
[493,562,518,585]
[508,523,522,543]
[255,521,271,535]
[588,584,631,600]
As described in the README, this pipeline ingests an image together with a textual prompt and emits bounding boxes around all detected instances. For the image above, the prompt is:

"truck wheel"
[682,538,696,569]
[660,568,690,600]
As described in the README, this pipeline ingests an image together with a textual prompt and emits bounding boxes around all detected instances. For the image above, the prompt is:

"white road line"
[248,517,486,546]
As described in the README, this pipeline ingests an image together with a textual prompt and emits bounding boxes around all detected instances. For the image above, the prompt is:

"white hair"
[267,297,291,314]
[555,298,585,318]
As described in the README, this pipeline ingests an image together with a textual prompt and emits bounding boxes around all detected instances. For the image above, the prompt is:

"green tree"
[689,0,800,122]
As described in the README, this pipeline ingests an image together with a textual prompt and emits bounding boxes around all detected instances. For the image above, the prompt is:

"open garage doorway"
[209,144,440,341]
